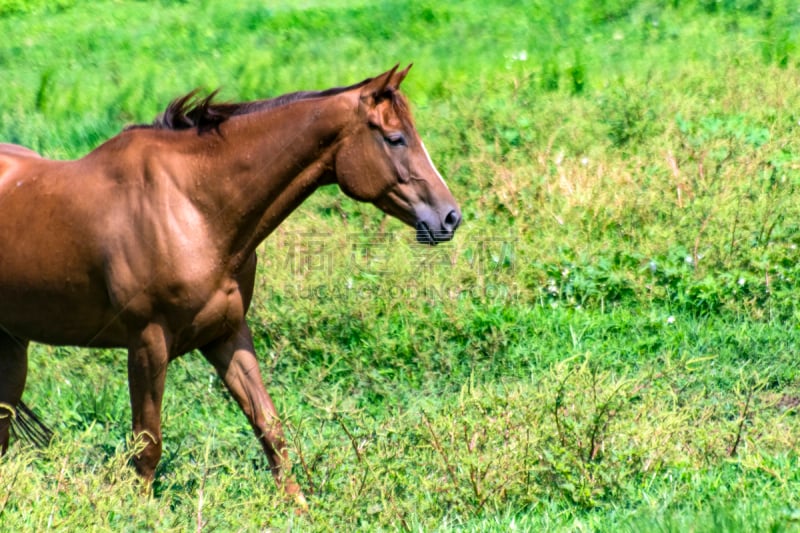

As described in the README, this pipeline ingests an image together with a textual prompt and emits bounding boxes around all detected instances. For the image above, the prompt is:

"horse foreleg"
[201,322,307,508]
[0,333,28,454]
[127,323,170,481]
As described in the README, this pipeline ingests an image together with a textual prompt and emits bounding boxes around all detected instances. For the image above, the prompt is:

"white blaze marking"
[421,141,448,188]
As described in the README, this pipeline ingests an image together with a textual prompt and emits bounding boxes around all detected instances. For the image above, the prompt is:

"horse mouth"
[415,221,454,246]
[415,221,437,245]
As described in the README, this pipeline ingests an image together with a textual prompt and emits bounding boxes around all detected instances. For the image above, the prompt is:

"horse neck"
[192,94,354,270]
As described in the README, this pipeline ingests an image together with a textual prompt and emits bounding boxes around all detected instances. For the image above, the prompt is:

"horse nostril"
[444,209,461,231]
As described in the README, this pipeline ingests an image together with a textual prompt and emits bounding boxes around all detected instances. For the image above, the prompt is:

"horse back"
[0,143,42,163]
[0,143,43,181]
[0,143,42,158]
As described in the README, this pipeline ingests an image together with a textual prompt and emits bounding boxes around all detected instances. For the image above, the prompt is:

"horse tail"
[11,401,53,449]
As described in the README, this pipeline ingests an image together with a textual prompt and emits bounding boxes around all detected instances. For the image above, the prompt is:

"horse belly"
[0,277,125,347]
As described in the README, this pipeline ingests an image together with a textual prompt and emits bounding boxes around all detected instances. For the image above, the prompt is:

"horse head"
[334,65,462,244]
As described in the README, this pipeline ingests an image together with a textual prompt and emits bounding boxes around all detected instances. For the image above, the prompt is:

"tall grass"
[1,0,800,530]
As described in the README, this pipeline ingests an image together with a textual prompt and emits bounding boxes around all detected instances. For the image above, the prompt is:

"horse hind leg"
[0,333,29,454]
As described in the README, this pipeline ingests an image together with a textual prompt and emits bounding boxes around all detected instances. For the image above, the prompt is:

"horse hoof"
[293,492,309,515]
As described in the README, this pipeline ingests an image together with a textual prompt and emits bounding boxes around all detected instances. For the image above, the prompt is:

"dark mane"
[126,76,381,134]
[139,89,241,134]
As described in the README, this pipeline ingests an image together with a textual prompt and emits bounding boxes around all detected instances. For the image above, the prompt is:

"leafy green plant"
[597,81,661,148]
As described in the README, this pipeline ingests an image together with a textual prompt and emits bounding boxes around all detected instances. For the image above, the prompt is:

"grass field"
[2,0,800,530]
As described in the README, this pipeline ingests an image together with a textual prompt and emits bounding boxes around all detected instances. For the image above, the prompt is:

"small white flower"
[512,50,528,61]
[346,278,353,290]
[648,260,657,273]
[580,156,589,166]
[685,255,693,265]
[667,315,676,324]
[547,279,559,295]
[738,277,746,286]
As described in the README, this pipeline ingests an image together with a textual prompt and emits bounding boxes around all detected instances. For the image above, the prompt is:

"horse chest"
[196,281,245,326]
[172,278,247,350]
[104,250,244,339]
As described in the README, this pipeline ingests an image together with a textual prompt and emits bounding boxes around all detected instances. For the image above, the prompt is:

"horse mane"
[151,89,240,133]
[126,76,391,134]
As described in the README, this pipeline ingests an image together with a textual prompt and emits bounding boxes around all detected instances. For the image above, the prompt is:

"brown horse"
[0,65,460,505]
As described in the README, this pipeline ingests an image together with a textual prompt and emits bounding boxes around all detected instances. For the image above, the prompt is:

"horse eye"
[384,134,407,147]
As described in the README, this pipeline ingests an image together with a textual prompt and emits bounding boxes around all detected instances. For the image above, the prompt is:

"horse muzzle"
[415,208,462,245]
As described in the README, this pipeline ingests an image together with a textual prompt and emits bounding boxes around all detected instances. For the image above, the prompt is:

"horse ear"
[361,65,399,100]
[392,63,412,88]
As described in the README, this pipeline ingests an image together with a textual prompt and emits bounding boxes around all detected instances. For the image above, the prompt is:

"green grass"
[2,0,800,530]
